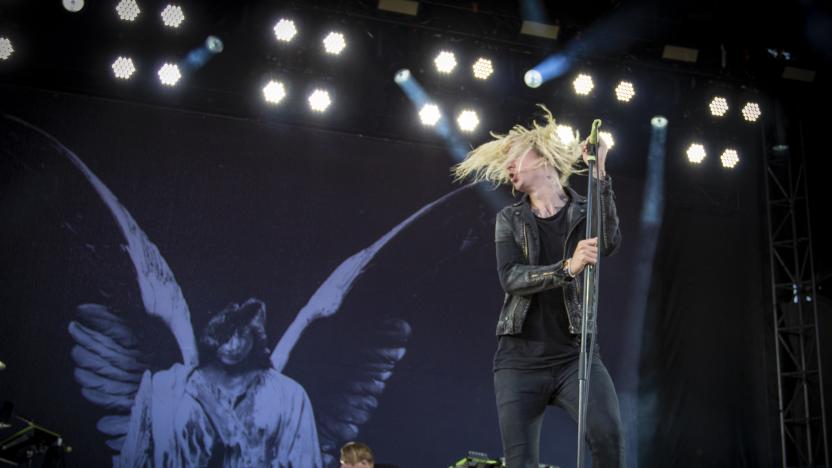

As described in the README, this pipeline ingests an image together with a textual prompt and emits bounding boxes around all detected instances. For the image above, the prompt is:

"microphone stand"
[576,119,603,468]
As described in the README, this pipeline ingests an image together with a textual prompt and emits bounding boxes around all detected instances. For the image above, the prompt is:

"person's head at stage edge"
[452,104,585,195]
[340,441,374,468]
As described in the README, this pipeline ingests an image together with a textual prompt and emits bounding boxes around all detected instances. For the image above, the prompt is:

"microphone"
[586,119,602,162]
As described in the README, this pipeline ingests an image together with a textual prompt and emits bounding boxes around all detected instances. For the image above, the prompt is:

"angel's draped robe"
[117,363,323,467]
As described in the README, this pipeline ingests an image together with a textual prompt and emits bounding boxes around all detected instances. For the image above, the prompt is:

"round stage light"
[720,148,739,168]
[274,19,297,42]
[323,32,346,55]
[709,97,729,117]
[457,110,480,133]
[262,81,286,104]
[0,37,14,61]
[573,74,594,96]
[686,143,706,164]
[394,68,411,84]
[651,116,668,128]
[419,104,441,126]
[116,0,140,21]
[308,89,331,112]
[472,58,493,80]
[557,125,576,144]
[524,69,542,88]
[161,4,185,28]
[599,131,615,149]
[741,102,761,122]
[434,51,457,74]
[63,0,84,12]
[112,57,136,80]
[615,81,635,102]
[158,63,181,86]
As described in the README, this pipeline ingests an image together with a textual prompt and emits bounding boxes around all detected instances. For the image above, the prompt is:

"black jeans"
[494,355,624,468]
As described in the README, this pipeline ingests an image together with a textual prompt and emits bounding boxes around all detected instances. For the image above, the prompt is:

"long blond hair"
[452,104,583,187]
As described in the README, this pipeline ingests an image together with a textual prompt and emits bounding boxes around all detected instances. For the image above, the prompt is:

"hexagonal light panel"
[161,4,185,28]
[615,81,635,102]
[111,56,136,79]
[419,104,441,126]
[720,148,739,168]
[116,0,140,21]
[741,102,761,122]
[262,80,286,104]
[457,110,480,132]
[709,97,729,117]
[686,143,706,164]
[472,58,493,80]
[323,32,346,55]
[158,63,181,86]
[434,51,457,74]
[573,74,594,96]
[0,37,14,61]
[274,19,297,42]
[308,89,332,112]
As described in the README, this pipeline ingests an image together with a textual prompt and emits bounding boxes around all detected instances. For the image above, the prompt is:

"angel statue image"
[4,116,467,467]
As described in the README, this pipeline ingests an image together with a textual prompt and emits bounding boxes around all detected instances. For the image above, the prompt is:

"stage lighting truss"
[116,0,140,22]
[161,4,185,28]
[556,125,576,144]
[720,148,739,168]
[434,51,457,74]
[573,74,594,96]
[274,19,297,42]
[472,58,493,80]
[686,143,706,164]
[262,80,286,104]
[457,110,480,132]
[0,37,13,61]
[741,102,762,122]
[599,131,615,149]
[614,81,635,102]
[419,103,441,126]
[709,96,729,117]
[323,32,346,55]
[158,63,181,86]
[112,56,136,79]
[308,89,331,112]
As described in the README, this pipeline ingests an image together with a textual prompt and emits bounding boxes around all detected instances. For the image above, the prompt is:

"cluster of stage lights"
[115,0,185,28]
[260,18,348,112]
[525,70,637,103]
[708,96,762,122]
[432,51,494,80]
[273,19,347,55]
[261,80,333,113]
[686,143,741,169]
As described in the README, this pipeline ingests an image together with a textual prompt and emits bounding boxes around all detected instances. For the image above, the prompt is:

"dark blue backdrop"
[0,85,770,467]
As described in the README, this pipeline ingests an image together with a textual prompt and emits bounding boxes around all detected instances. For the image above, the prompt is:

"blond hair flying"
[452,104,584,187]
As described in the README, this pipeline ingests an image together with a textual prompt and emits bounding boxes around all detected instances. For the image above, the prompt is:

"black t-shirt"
[494,203,579,370]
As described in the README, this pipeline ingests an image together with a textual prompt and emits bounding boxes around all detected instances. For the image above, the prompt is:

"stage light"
[116,0,140,21]
[556,125,576,144]
[323,32,346,55]
[709,97,728,117]
[615,81,635,102]
[720,148,739,168]
[206,36,223,53]
[161,5,185,28]
[419,103,441,126]
[63,0,84,12]
[741,102,761,122]
[158,63,181,86]
[111,57,136,80]
[599,131,615,149]
[573,74,594,95]
[274,19,297,42]
[686,143,706,164]
[308,89,331,112]
[651,116,668,128]
[472,58,493,80]
[457,110,480,132]
[394,68,411,84]
[434,51,457,74]
[0,37,13,61]
[524,69,542,88]
[262,80,286,104]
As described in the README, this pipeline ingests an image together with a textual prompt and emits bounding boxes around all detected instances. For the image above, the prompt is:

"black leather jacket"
[494,176,621,336]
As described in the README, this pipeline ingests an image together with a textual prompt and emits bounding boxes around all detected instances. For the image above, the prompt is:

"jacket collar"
[512,186,586,210]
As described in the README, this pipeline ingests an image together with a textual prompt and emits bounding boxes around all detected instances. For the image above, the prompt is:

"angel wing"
[3,115,197,452]
[271,185,473,372]
[5,114,198,367]
[269,184,474,464]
